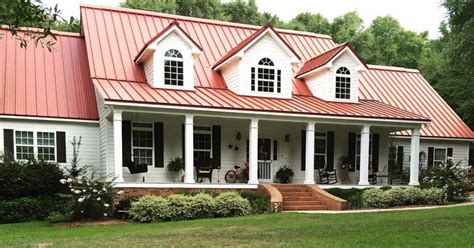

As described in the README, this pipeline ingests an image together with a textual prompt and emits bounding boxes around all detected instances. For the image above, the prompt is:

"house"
[0,5,472,198]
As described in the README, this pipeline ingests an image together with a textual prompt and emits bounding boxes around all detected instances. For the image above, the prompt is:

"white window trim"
[131,122,154,167]
[433,147,447,166]
[163,49,184,87]
[13,129,57,162]
[314,132,327,169]
[251,58,282,95]
[194,126,213,159]
[335,67,351,100]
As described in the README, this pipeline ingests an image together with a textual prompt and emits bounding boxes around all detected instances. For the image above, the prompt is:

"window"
[251,58,281,93]
[164,49,184,86]
[15,131,56,161]
[194,126,212,159]
[37,132,55,161]
[132,123,154,166]
[335,67,351,99]
[355,134,372,171]
[434,148,447,166]
[314,132,327,169]
[15,131,34,160]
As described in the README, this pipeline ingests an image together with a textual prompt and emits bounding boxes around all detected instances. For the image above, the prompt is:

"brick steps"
[272,184,326,211]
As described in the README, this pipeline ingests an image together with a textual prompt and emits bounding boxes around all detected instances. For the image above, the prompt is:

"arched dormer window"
[251,58,281,93]
[164,49,184,86]
[335,67,351,99]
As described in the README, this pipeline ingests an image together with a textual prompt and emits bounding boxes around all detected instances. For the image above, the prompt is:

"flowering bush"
[60,174,122,220]
[275,165,294,183]
[362,187,444,208]
[420,159,471,202]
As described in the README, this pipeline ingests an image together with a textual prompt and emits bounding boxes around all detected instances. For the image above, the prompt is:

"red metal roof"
[0,29,98,120]
[80,5,472,138]
[94,79,428,121]
[212,23,301,69]
[296,42,367,77]
[134,20,203,63]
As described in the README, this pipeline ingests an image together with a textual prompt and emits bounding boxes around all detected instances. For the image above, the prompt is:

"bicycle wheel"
[224,170,237,183]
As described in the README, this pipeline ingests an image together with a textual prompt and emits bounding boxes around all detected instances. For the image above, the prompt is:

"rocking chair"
[195,158,214,183]
[317,167,338,184]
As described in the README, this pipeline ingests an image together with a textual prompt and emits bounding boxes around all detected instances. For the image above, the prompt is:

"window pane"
[434,149,446,161]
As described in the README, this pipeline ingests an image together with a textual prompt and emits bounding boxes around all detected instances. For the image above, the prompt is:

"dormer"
[296,43,367,103]
[134,21,202,90]
[213,24,300,99]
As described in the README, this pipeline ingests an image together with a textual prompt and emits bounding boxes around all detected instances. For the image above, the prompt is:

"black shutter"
[372,133,380,172]
[301,130,306,171]
[122,121,131,166]
[428,147,434,168]
[397,146,404,173]
[246,139,249,161]
[3,129,14,157]
[181,124,185,161]
[56,131,66,163]
[212,125,221,169]
[348,132,356,171]
[273,140,278,161]
[447,148,453,160]
[154,122,164,168]
[326,131,335,171]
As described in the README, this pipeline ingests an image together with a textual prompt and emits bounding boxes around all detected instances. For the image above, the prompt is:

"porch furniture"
[195,158,214,183]
[124,160,148,174]
[317,168,338,184]
[368,171,377,185]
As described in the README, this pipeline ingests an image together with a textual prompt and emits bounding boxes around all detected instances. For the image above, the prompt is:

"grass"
[0,206,473,247]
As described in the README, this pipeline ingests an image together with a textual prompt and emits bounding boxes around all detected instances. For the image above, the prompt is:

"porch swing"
[125,113,149,174]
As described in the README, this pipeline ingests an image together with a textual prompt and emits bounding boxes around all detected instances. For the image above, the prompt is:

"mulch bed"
[54,218,130,227]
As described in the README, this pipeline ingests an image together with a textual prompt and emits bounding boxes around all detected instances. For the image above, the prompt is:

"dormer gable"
[296,43,367,103]
[134,21,202,90]
[213,24,300,99]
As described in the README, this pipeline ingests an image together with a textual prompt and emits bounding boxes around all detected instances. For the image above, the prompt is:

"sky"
[43,0,447,39]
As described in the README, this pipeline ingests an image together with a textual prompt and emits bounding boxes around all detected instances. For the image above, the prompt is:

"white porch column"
[358,125,370,185]
[113,110,124,182]
[184,115,195,183]
[248,118,259,184]
[304,121,316,184]
[409,128,421,186]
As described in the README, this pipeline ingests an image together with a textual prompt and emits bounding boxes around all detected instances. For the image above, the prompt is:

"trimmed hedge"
[324,188,365,209]
[239,191,270,214]
[362,187,444,208]
[0,196,69,224]
[130,192,251,223]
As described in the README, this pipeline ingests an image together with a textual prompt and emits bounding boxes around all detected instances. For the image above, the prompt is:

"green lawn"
[1,206,473,248]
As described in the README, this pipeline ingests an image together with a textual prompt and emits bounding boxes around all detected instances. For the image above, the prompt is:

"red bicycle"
[224,161,249,183]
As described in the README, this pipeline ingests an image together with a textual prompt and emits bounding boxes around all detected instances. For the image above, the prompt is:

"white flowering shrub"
[420,159,471,202]
[60,174,121,219]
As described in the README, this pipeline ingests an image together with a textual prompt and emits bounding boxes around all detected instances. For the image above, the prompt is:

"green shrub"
[421,188,444,205]
[380,186,392,191]
[215,192,252,217]
[362,188,391,208]
[189,193,216,219]
[0,158,65,200]
[129,196,171,223]
[0,196,69,224]
[403,187,423,205]
[167,194,194,221]
[48,211,74,223]
[115,196,138,211]
[239,191,270,214]
[324,188,365,209]
[386,187,408,206]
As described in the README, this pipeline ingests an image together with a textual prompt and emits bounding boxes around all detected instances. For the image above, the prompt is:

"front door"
[258,138,273,182]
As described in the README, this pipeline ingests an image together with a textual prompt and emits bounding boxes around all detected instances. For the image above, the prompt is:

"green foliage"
[167,157,184,173]
[285,12,330,34]
[331,11,363,43]
[324,188,365,209]
[130,195,171,223]
[420,160,471,202]
[188,193,216,219]
[48,211,74,223]
[215,192,251,217]
[275,165,294,183]
[362,187,445,208]
[167,194,195,220]
[0,196,69,224]
[362,188,392,208]
[65,136,89,178]
[121,0,177,13]
[239,191,270,214]
[0,157,65,200]
[420,188,444,205]
[115,196,139,212]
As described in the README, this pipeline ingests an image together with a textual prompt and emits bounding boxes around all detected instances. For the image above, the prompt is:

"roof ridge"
[0,25,82,37]
[367,64,420,73]
[79,4,333,39]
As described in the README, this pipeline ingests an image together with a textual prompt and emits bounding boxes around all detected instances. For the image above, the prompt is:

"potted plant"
[275,165,294,183]
[338,155,351,184]
[167,157,184,182]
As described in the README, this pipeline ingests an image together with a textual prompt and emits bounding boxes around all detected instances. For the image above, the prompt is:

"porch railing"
[258,161,272,181]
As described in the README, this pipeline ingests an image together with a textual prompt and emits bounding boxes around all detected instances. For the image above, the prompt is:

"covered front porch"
[102,104,425,188]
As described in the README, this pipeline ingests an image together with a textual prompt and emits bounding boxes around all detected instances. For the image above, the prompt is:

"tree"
[120,0,177,14]
[285,12,330,34]
[331,11,363,44]
[176,0,226,20]
[221,0,263,25]
[0,0,63,50]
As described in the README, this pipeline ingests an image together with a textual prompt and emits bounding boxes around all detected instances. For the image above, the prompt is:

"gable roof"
[0,28,98,120]
[212,23,301,70]
[134,20,203,63]
[79,5,472,138]
[296,42,367,78]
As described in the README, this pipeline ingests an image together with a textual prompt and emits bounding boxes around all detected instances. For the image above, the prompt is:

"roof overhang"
[213,24,301,71]
[134,21,203,63]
